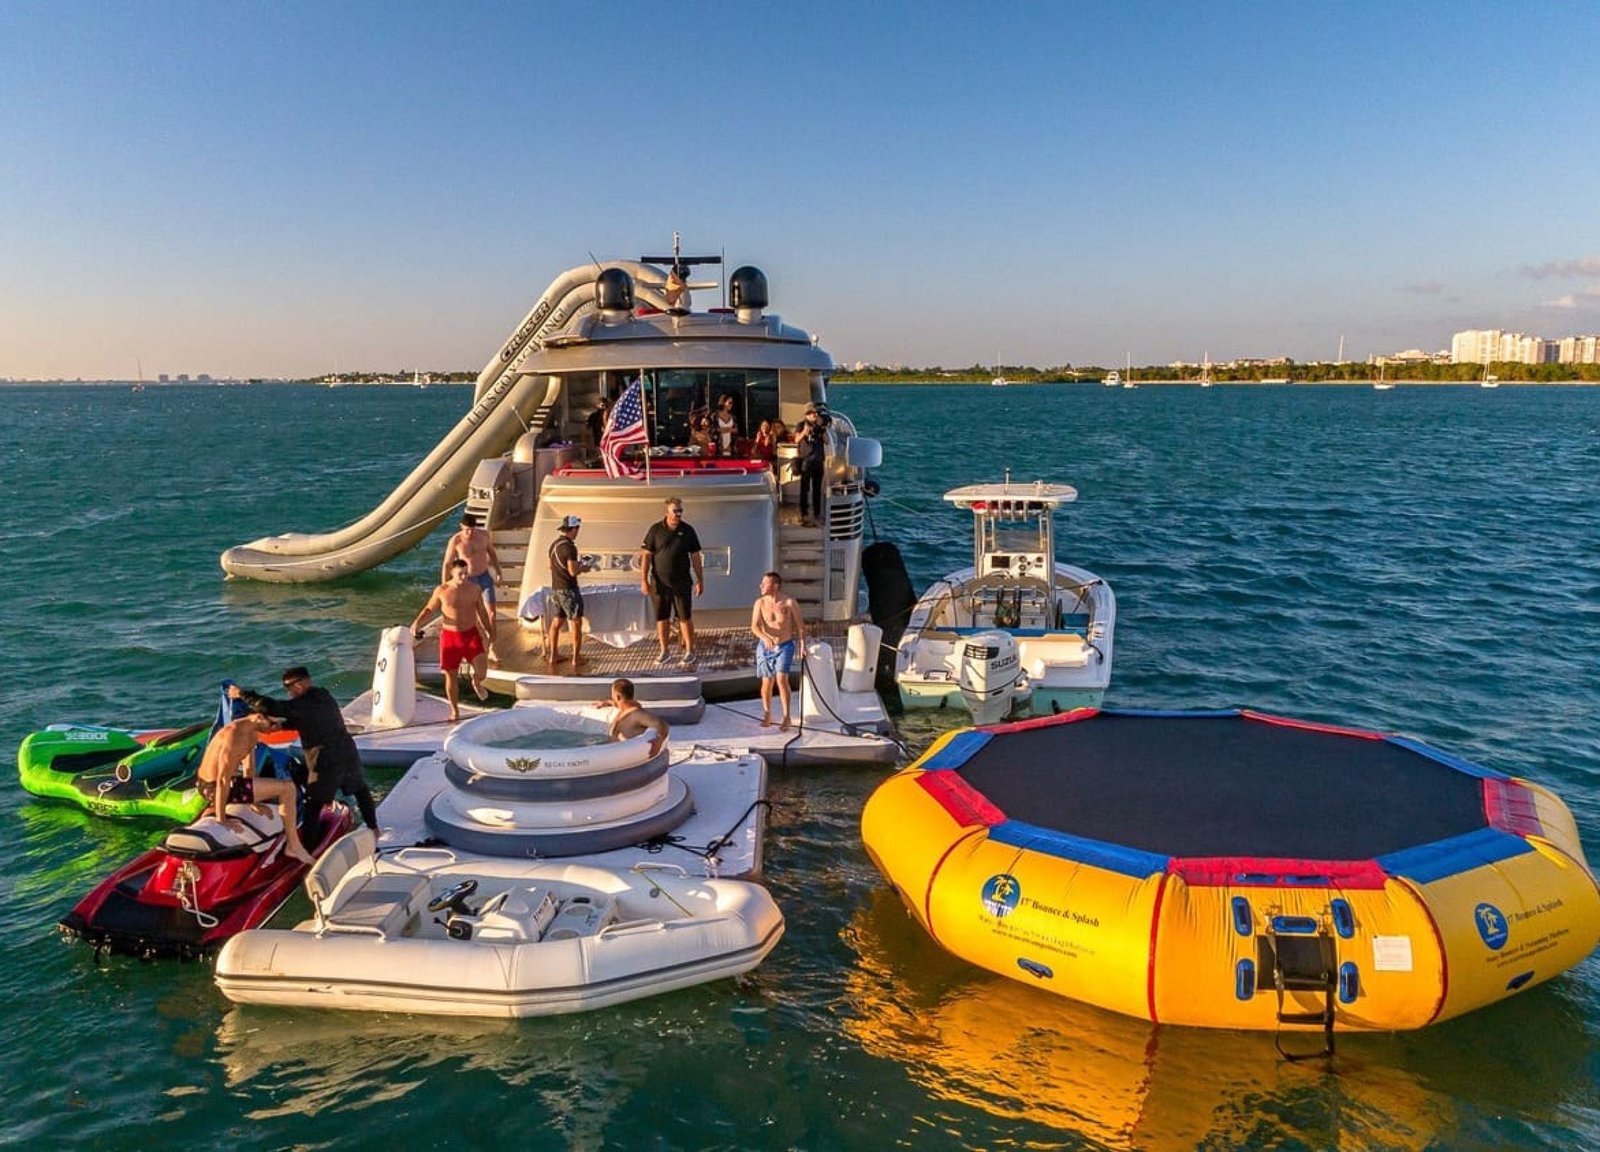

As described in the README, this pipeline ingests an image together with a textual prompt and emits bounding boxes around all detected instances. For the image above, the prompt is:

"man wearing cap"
[230,667,378,835]
[795,404,827,526]
[638,496,704,664]
[546,514,586,666]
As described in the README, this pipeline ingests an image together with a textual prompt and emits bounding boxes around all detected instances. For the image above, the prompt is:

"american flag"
[600,377,649,478]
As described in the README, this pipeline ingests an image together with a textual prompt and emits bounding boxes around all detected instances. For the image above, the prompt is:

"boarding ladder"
[1262,917,1341,1061]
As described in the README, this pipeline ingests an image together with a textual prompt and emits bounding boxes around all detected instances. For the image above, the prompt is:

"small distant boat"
[1481,366,1499,389]
[1102,370,1121,388]
[1373,363,1394,391]
[1120,353,1136,388]
[1199,352,1213,387]
[990,353,1008,387]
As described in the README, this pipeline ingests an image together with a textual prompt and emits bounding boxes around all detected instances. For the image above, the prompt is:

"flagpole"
[641,376,651,486]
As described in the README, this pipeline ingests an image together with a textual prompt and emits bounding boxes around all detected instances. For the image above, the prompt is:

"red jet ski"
[60,799,354,960]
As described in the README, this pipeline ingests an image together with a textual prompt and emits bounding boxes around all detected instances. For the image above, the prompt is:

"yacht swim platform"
[349,627,900,770]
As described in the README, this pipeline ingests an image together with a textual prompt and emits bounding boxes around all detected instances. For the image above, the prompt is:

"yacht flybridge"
[222,238,884,698]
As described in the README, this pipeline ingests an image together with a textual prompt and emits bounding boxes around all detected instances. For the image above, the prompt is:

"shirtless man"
[750,570,806,729]
[606,678,669,758]
[443,513,502,620]
[411,558,494,721]
[196,712,315,864]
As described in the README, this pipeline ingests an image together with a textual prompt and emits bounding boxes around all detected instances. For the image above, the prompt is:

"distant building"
[1453,328,1566,364]
[1558,335,1600,364]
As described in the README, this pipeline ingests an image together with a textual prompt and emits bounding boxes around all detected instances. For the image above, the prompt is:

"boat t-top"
[220,235,885,700]
[894,475,1115,724]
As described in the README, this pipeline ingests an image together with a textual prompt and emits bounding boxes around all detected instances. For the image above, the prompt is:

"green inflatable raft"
[17,682,299,821]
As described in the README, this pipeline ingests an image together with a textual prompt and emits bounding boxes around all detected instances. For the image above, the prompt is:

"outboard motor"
[729,266,767,323]
[958,631,1020,725]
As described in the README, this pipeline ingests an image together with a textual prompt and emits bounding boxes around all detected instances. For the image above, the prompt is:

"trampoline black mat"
[956,714,1487,860]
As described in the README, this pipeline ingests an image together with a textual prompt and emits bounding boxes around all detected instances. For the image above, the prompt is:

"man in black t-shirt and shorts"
[638,496,704,663]
[546,514,586,666]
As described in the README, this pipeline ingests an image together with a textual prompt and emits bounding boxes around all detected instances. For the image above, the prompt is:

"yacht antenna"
[640,231,722,280]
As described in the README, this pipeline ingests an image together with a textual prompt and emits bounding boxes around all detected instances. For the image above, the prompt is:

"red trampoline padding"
[1168,857,1390,890]
[917,770,1004,827]
[1484,777,1546,839]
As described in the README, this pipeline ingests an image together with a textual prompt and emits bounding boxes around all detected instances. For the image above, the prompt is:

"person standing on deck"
[545,514,586,667]
[795,404,827,526]
[750,571,806,730]
[638,496,703,664]
[411,559,493,721]
[443,513,503,627]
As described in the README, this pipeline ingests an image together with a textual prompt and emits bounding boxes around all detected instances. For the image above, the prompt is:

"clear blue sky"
[3,2,1597,378]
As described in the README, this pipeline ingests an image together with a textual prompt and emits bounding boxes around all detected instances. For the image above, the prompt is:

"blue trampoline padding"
[1377,826,1533,884]
[988,819,1170,879]
[921,730,993,772]
[1385,735,1509,781]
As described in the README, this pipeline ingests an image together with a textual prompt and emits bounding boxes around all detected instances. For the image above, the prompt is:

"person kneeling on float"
[197,711,315,865]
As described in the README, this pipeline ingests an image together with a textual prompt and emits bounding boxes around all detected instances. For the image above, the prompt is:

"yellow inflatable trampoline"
[861,709,1600,1053]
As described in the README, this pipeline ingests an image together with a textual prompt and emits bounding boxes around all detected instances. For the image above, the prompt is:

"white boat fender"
[369,626,417,729]
[800,640,839,724]
[840,623,881,693]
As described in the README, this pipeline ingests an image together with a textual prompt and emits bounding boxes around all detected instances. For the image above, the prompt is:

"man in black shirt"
[230,666,379,833]
[546,514,586,665]
[637,496,704,664]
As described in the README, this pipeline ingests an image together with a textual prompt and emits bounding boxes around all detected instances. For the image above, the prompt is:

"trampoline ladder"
[1263,921,1338,1062]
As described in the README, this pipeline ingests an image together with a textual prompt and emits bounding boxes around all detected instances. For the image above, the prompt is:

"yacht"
[1102,370,1121,388]
[222,237,886,702]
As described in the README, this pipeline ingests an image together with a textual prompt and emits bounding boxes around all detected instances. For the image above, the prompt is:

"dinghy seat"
[545,893,620,940]
[306,828,429,939]
[164,803,285,857]
[464,887,560,943]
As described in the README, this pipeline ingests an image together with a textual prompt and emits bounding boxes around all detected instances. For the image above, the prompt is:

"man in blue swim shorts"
[749,571,806,730]
[443,513,502,616]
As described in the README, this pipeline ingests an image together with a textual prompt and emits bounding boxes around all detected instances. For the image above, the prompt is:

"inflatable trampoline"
[861,709,1600,1049]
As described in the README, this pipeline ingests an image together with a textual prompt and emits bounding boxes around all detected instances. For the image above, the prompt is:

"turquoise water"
[2,381,1598,1149]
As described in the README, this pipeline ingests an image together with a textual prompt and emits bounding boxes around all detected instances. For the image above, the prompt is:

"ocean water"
[2,380,1599,1150]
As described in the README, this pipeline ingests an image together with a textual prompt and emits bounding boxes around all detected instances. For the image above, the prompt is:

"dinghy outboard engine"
[957,631,1021,725]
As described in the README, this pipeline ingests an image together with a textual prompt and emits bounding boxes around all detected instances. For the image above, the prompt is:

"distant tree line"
[833,361,1600,384]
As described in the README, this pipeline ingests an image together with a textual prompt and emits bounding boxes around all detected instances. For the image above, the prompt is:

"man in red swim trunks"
[410,558,494,721]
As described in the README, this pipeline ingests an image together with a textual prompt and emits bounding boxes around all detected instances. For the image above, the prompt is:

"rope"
[172,861,220,930]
